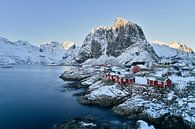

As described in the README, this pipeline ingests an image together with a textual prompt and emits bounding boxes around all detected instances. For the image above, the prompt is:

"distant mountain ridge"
[0,37,78,65]
[153,40,194,53]
[151,41,195,63]
[1,18,194,66]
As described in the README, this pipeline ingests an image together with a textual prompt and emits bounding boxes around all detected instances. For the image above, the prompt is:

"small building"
[109,72,118,82]
[125,61,145,68]
[103,73,111,80]
[117,74,135,85]
[131,62,145,66]
[103,72,119,81]
[132,66,141,73]
[103,72,135,85]
[147,76,172,88]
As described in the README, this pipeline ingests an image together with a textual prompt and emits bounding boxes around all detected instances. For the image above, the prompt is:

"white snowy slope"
[152,41,195,61]
[40,41,79,65]
[0,37,79,65]
[153,40,194,53]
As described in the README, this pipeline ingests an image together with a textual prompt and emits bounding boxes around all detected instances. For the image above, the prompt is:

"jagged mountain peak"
[63,41,76,50]
[76,18,158,65]
[40,40,76,51]
[91,18,142,35]
[114,17,134,28]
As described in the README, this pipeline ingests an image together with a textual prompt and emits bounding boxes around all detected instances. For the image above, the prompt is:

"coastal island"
[57,18,195,129]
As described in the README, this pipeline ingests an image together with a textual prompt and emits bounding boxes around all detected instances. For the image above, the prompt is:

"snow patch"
[137,120,155,129]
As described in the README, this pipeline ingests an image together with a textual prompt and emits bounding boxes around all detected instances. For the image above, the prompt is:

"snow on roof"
[147,76,170,82]
[137,64,147,69]
[119,74,134,79]
[110,72,118,76]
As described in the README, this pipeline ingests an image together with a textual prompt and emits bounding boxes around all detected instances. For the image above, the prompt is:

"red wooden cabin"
[103,73,111,80]
[118,75,135,85]
[147,76,172,88]
[103,72,118,81]
[103,72,135,85]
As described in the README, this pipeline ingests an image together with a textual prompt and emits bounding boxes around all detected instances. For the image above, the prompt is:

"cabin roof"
[119,74,134,79]
[147,76,170,82]
[132,62,145,66]
[110,72,118,76]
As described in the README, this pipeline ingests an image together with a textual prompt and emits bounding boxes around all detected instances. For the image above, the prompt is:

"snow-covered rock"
[113,96,169,120]
[75,18,158,65]
[136,120,155,129]
[60,64,195,128]
[81,75,102,86]
[60,67,93,81]
[79,82,128,106]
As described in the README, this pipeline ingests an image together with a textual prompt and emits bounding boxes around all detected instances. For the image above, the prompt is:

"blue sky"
[0,0,194,49]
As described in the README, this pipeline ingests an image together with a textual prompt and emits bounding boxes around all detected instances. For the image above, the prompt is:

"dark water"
[0,65,127,129]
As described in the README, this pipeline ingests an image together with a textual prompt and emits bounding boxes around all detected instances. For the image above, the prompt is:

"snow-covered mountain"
[75,18,158,66]
[2,18,194,66]
[0,37,79,65]
[152,41,195,62]
[153,40,194,53]
[63,41,76,50]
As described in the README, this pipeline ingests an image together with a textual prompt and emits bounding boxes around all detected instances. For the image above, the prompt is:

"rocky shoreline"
[58,67,195,129]
[54,115,156,129]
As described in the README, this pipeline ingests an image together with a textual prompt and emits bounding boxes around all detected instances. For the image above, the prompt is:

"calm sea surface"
[0,65,127,129]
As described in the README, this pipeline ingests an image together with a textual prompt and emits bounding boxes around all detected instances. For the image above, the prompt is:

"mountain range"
[0,18,194,65]
[0,37,79,65]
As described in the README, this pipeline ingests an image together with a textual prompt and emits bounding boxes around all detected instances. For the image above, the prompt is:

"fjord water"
[0,65,125,129]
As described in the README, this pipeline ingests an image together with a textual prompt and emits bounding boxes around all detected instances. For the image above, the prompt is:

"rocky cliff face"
[75,18,158,64]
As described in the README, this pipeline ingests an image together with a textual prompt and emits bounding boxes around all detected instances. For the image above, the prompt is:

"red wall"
[166,80,172,87]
